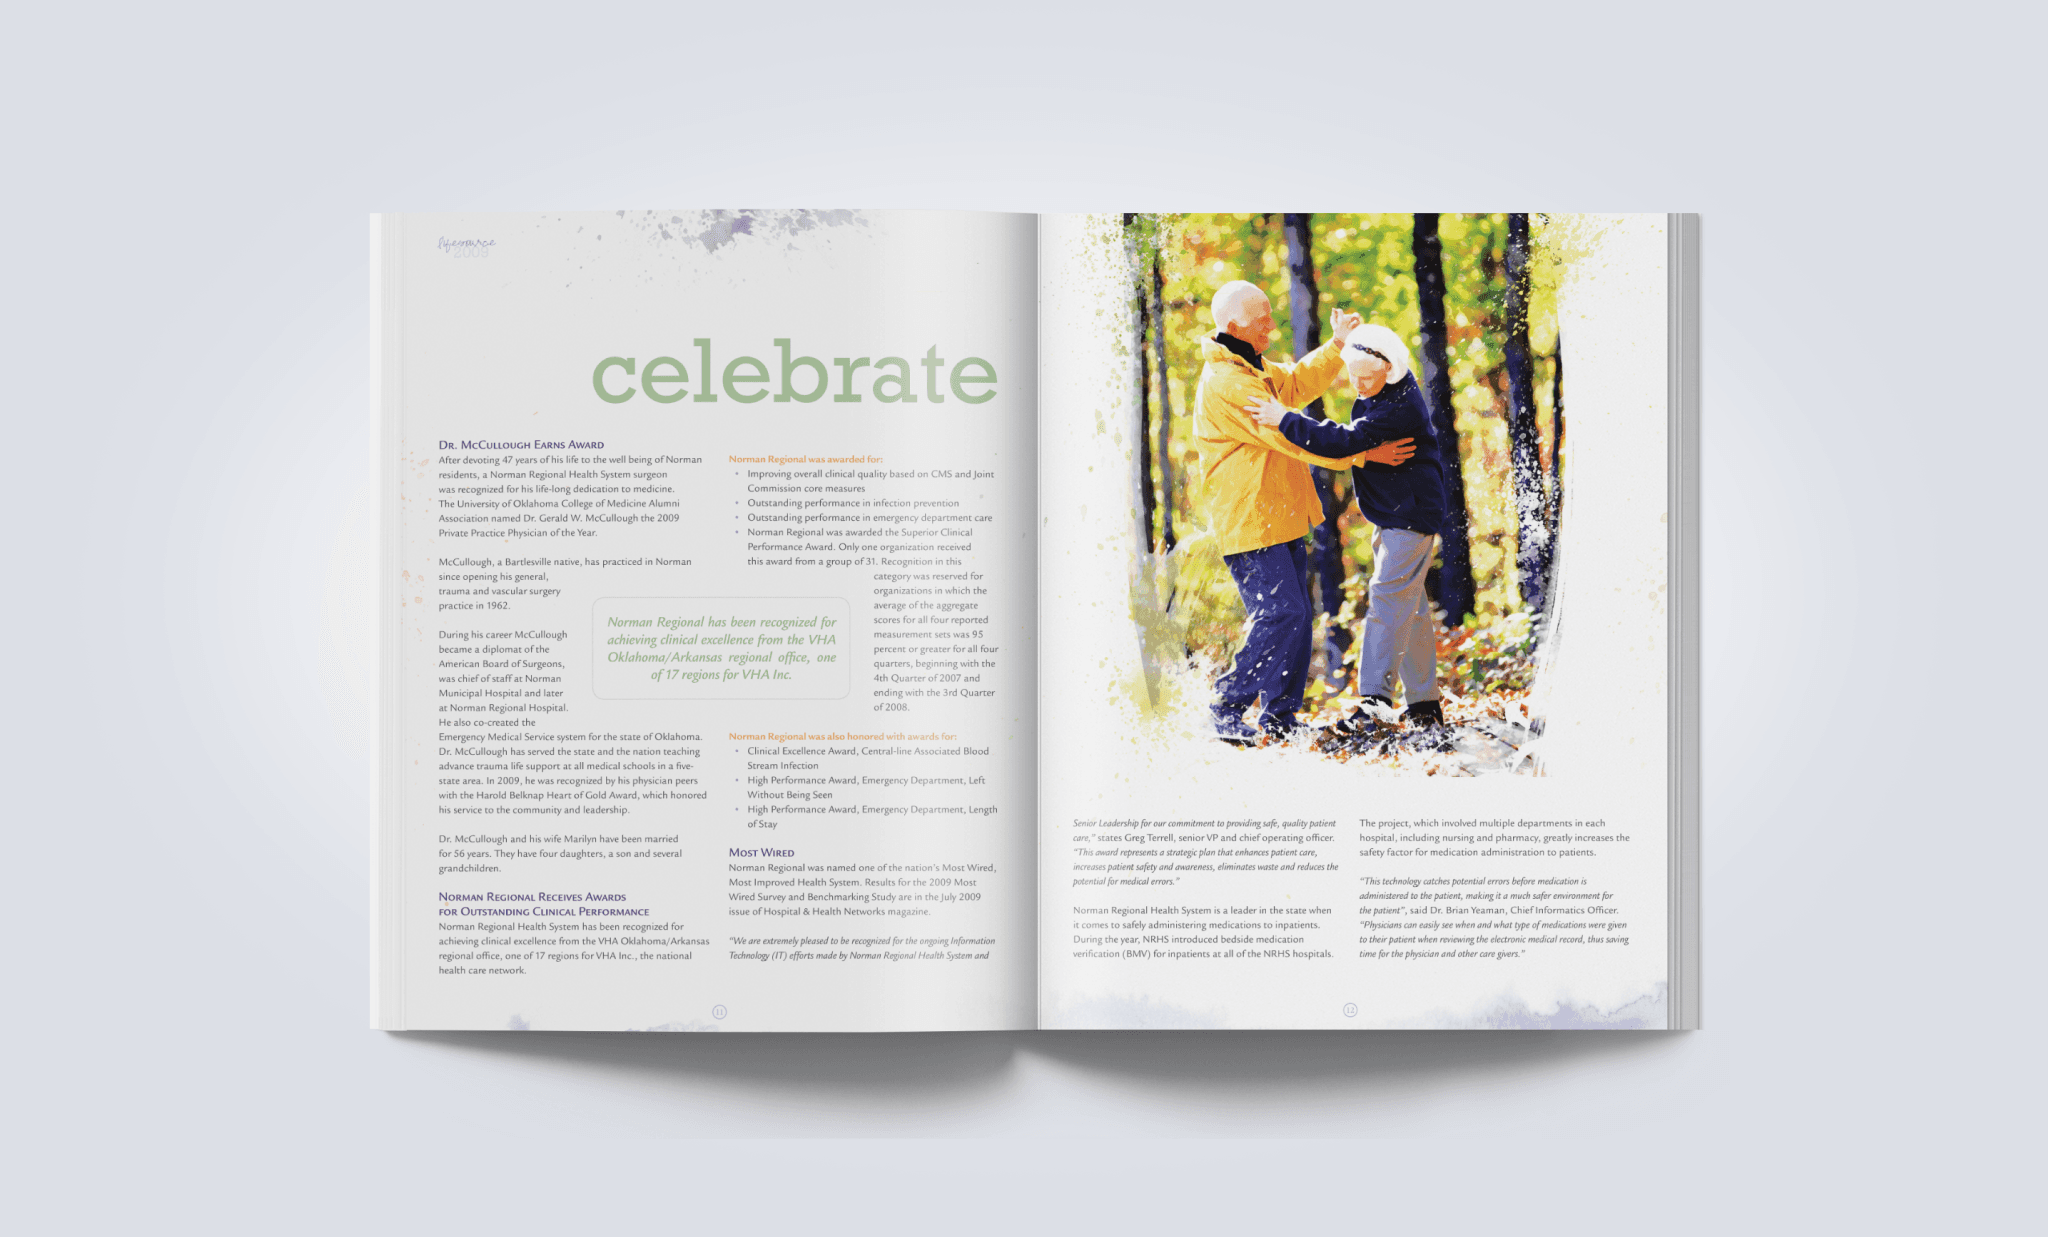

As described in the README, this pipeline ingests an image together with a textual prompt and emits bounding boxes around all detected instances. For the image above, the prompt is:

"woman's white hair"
[1210,280,1267,332]
[1343,323,1412,385]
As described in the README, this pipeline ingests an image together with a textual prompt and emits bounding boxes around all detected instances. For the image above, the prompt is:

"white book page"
[376,210,1038,1031]
[1036,212,1672,1029]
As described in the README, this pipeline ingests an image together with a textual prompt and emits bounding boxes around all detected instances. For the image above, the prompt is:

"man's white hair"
[1343,323,1412,385]
[1210,280,1268,333]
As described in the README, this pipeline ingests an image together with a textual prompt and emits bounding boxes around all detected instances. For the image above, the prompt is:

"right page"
[1038,213,1685,1029]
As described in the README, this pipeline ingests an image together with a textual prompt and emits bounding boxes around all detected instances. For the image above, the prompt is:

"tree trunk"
[1412,213,1477,625]
[1284,212,1349,686]
[1503,212,1549,616]
[1150,247,1176,553]
[1125,214,1155,553]
[1547,336,1565,555]
[1282,213,1324,392]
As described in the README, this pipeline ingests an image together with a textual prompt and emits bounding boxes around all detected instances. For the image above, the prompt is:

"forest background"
[1123,212,1568,728]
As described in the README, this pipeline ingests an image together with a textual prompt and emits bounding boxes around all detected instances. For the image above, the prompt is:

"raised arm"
[1260,335,1349,408]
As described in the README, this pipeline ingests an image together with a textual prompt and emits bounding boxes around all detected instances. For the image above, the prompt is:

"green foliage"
[1436,611,1538,699]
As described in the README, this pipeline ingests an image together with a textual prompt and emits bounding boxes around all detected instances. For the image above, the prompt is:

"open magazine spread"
[376,210,1698,1032]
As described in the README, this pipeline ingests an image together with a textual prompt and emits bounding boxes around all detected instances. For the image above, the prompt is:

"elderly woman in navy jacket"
[1249,324,1450,729]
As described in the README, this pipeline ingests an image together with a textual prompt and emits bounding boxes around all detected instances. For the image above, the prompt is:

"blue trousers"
[1214,539,1312,730]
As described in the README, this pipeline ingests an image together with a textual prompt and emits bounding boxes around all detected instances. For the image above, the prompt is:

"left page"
[375,210,1038,1031]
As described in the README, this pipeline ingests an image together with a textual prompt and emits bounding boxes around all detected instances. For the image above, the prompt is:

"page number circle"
[1343,1003,1358,1018]
[712,1005,728,1020]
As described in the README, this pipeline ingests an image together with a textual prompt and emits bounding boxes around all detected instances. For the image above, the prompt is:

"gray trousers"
[1356,527,1440,704]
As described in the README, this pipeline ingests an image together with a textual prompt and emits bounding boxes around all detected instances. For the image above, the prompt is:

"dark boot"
[1258,714,1305,744]
[1402,699,1446,728]
[1214,707,1261,747]
[1326,696,1395,739]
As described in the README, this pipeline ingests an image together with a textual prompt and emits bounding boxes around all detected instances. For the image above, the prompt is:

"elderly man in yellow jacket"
[1195,280,1412,744]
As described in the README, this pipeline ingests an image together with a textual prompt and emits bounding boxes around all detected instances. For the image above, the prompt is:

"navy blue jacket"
[1277,373,1448,536]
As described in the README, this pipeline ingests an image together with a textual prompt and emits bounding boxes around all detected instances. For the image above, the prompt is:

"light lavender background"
[2,2,2037,1232]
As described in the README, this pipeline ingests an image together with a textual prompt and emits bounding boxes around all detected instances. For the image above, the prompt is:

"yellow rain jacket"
[1192,334,1367,556]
